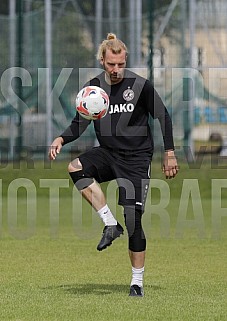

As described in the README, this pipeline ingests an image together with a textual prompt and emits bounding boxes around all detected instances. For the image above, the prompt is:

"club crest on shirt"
[123,88,134,101]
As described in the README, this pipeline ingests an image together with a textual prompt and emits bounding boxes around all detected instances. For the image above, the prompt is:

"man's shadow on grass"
[44,283,162,296]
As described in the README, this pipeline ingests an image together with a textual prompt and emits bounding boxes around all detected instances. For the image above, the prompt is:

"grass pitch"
[0,159,226,321]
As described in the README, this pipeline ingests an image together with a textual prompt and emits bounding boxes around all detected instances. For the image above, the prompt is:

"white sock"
[97,205,117,226]
[131,266,144,287]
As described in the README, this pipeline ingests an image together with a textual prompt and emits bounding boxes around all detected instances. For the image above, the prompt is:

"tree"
[0,0,9,15]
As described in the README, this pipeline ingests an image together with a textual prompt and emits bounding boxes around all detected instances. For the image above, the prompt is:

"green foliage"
[52,12,94,69]
[0,0,9,15]
[143,0,173,11]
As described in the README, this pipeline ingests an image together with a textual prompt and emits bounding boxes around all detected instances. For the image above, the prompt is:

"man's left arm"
[158,108,179,179]
[147,83,179,179]
[143,80,179,179]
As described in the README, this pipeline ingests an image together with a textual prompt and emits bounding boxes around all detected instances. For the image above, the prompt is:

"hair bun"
[107,33,117,40]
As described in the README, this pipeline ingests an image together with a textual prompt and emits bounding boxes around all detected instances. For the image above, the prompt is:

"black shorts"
[78,146,152,211]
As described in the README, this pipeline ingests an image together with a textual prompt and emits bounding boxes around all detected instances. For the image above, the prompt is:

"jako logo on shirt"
[109,103,135,114]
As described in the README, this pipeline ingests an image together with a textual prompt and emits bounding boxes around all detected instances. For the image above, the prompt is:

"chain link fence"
[0,0,227,159]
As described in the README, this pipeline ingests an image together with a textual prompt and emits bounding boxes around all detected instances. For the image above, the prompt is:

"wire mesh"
[0,0,227,157]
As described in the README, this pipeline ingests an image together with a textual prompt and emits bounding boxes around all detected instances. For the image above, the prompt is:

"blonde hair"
[96,33,128,61]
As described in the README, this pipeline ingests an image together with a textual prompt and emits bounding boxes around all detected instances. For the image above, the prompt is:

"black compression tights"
[123,206,146,252]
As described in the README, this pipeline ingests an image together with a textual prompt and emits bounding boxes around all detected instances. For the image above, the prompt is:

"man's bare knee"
[68,158,82,172]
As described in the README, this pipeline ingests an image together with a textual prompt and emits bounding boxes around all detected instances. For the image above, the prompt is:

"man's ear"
[100,58,104,66]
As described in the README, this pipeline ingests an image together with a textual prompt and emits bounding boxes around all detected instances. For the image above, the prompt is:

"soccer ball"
[75,86,109,120]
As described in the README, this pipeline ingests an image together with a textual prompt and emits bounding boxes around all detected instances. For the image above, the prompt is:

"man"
[49,33,178,297]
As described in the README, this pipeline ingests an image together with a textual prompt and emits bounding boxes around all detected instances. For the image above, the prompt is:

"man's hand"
[162,150,179,179]
[48,137,64,160]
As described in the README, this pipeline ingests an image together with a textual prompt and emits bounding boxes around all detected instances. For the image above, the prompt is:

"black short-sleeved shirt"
[61,69,174,154]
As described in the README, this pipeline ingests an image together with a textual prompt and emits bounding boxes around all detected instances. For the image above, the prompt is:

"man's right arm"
[60,113,91,145]
[48,113,90,160]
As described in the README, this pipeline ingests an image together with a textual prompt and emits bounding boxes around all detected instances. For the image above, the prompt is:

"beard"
[107,70,124,84]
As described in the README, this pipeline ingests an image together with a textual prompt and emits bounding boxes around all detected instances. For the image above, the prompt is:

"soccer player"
[49,33,178,297]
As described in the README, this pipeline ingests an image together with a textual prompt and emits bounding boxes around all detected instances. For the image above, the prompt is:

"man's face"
[102,49,127,84]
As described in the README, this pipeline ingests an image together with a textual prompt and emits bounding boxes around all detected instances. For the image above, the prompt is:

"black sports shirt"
[60,69,174,153]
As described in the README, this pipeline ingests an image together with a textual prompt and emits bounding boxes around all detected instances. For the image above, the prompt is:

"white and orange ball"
[75,86,109,120]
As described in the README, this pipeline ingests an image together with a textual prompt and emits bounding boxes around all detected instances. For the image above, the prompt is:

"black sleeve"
[60,113,91,145]
[143,80,175,151]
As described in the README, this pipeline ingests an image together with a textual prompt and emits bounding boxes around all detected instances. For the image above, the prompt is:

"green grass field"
[0,159,226,321]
